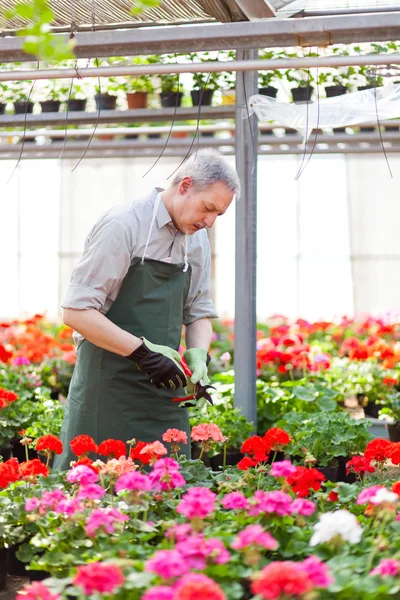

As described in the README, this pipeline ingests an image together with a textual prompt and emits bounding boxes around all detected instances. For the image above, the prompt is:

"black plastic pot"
[325,85,347,98]
[147,133,161,139]
[160,91,183,108]
[359,126,376,133]
[292,87,313,103]
[7,545,26,577]
[40,100,61,113]
[384,123,399,132]
[284,128,298,135]
[94,94,117,111]
[14,101,34,114]
[0,548,8,590]
[0,446,12,461]
[210,450,243,471]
[201,131,215,138]
[124,134,139,140]
[0,103,6,115]
[316,460,339,483]
[387,423,400,443]
[337,456,357,484]
[258,86,278,98]
[29,569,51,582]
[191,89,214,106]
[66,98,87,112]
[362,397,381,419]
[333,127,347,134]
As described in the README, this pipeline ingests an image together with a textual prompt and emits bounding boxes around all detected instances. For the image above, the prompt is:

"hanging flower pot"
[95,94,117,110]
[66,98,87,112]
[14,101,34,114]
[159,91,183,108]
[126,92,148,109]
[325,85,347,98]
[292,86,313,103]
[258,86,278,98]
[190,89,214,106]
[40,100,61,113]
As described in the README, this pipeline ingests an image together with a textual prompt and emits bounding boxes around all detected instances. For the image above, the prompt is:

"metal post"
[234,48,258,427]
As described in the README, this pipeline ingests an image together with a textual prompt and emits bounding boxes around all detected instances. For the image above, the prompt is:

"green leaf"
[292,387,316,402]
[337,482,359,503]
[316,396,337,412]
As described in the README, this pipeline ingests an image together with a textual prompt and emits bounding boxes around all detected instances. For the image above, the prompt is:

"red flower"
[36,435,63,455]
[0,458,20,489]
[346,455,375,475]
[0,344,12,363]
[74,456,100,474]
[98,439,127,459]
[286,466,326,498]
[174,573,226,600]
[130,441,154,465]
[364,438,392,463]
[19,459,49,479]
[251,561,313,599]
[263,428,291,451]
[70,435,98,457]
[241,435,269,457]
[391,481,400,496]
[383,377,399,386]
[237,457,258,471]
[388,443,400,465]
[329,490,339,502]
[0,388,19,410]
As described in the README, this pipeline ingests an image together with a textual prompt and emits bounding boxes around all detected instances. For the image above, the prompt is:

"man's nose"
[203,214,217,228]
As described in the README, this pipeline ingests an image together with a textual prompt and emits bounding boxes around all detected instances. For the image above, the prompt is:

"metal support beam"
[234,49,258,427]
[1,12,400,62]
[234,0,276,19]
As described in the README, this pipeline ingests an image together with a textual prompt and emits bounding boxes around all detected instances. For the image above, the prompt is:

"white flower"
[42,400,54,408]
[310,510,363,546]
[370,488,398,505]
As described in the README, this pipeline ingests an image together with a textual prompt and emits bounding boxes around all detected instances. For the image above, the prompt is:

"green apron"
[54,200,191,471]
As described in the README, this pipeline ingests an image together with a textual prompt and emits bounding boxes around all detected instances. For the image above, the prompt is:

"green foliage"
[189,52,222,91]
[131,0,161,16]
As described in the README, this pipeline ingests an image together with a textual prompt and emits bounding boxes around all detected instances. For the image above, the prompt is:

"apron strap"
[183,234,188,272]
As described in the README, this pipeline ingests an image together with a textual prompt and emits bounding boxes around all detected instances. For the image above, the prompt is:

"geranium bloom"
[36,435,63,455]
[76,483,106,501]
[383,377,398,386]
[165,523,193,542]
[115,470,151,493]
[346,455,375,475]
[0,458,20,489]
[364,438,392,463]
[251,561,313,599]
[145,549,190,579]
[16,581,61,600]
[73,562,124,595]
[357,485,386,505]
[221,492,249,510]
[140,441,168,459]
[19,460,49,480]
[231,525,278,551]
[25,497,40,512]
[70,434,98,457]
[270,460,297,478]
[391,481,400,496]
[302,556,334,587]
[142,587,174,600]
[241,435,269,461]
[130,440,154,464]
[162,429,188,444]
[237,456,258,471]
[98,439,127,459]
[191,423,225,443]
[263,428,291,451]
[177,487,217,519]
[12,356,30,366]
[290,498,316,516]
[55,498,84,516]
[248,490,293,517]
[0,387,18,410]
[286,466,326,498]
[99,455,135,478]
[368,487,398,505]
[74,456,100,474]
[66,465,99,485]
[388,443,400,465]
[149,458,186,492]
[175,534,230,569]
[174,573,226,600]
[85,507,128,536]
[39,489,66,513]
[370,558,400,577]
[310,510,363,546]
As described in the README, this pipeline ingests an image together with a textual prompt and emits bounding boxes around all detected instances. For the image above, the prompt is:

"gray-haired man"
[54,149,240,469]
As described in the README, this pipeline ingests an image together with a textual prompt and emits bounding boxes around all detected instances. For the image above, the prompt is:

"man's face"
[173,178,235,235]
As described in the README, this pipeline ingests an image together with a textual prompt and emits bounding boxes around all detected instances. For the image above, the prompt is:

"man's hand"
[183,348,210,385]
[126,338,187,390]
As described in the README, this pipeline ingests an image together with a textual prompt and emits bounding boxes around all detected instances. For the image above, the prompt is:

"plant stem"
[223,443,227,469]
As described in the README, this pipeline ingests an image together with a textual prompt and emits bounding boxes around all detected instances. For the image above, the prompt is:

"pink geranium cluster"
[85,507,128,537]
[73,562,125,595]
[221,492,249,510]
[231,525,278,551]
[99,455,137,478]
[246,490,316,518]
[270,460,297,478]
[149,458,186,492]
[175,534,230,569]
[370,558,400,577]
[66,464,99,486]
[115,470,151,493]
[191,423,225,443]
[25,490,84,517]
[177,487,217,519]
[142,573,226,600]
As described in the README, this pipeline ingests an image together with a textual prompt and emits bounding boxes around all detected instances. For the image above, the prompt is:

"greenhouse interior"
[1,1,400,599]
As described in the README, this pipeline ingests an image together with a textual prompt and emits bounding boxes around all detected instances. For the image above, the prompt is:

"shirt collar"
[155,188,174,230]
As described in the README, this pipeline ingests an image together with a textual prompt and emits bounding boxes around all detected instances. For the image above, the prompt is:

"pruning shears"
[172,357,216,410]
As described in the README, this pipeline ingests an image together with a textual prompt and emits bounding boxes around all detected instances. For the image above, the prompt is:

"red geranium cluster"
[286,466,326,498]
[98,439,127,459]
[0,457,49,489]
[130,441,165,465]
[238,428,291,470]
[70,435,98,457]
[0,387,19,410]
[346,455,375,476]
[36,435,63,456]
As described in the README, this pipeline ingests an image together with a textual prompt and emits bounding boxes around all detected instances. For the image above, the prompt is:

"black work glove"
[126,337,187,390]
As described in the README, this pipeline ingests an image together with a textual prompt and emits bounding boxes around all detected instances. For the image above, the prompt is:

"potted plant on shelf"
[8,80,35,114]
[110,55,158,109]
[189,52,221,106]
[284,50,318,103]
[35,79,72,113]
[93,60,124,110]
[258,49,285,98]
[378,389,400,442]
[219,49,236,105]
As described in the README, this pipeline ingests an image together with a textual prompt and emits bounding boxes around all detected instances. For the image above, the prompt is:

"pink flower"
[85,507,128,536]
[55,498,84,516]
[175,535,230,570]
[357,485,385,505]
[16,581,60,599]
[12,356,30,366]
[162,429,188,444]
[174,573,226,600]
[302,556,334,587]
[76,483,106,501]
[221,492,249,510]
[248,490,293,517]
[177,487,217,519]
[291,498,316,516]
[142,587,174,600]
[191,423,225,443]
[270,460,297,478]
[166,523,193,542]
[66,465,99,486]
[115,471,151,493]
[149,461,186,492]
[140,441,168,458]
[73,562,124,595]
[39,490,66,513]
[145,549,190,579]
[153,457,180,471]
[370,558,400,577]
[231,525,278,551]
[220,352,231,362]
[99,455,136,478]
[25,497,40,512]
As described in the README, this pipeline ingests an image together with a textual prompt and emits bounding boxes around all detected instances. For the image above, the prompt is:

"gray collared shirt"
[62,188,218,346]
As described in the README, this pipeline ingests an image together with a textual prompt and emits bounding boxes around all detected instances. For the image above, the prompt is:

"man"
[54,149,240,469]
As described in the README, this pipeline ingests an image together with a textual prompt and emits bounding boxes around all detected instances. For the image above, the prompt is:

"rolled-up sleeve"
[183,232,218,325]
[62,218,134,311]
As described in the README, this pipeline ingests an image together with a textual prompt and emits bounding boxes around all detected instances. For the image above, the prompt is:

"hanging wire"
[58,0,77,162]
[372,47,393,178]
[295,48,321,180]
[294,48,313,180]
[7,62,39,185]
[241,68,258,177]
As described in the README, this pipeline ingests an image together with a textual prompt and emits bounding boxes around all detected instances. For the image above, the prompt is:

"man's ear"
[179,176,193,195]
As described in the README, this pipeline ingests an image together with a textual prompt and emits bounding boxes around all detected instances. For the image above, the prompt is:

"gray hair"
[171,149,241,198]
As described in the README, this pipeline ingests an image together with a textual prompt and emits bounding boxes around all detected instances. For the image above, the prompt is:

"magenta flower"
[165,523,193,542]
[16,581,60,600]
[291,498,316,516]
[142,586,174,600]
[149,459,186,492]
[370,559,400,577]
[39,489,66,513]
[153,457,181,471]
[248,490,293,517]
[177,487,217,519]
[231,525,278,551]
[76,483,106,501]
[115,470,151,493]
[25,497,40,512]
[12,356,30,366]
[73,562,124,595]
[175,535,230,570]
[357,485,385,505]
[302,556,334,587]
[66,465,99,486]
[270,460,297,478]
[221,492,249,510]
[85,507,128,536]
[145,549,190,579]
[55,498,84,516]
